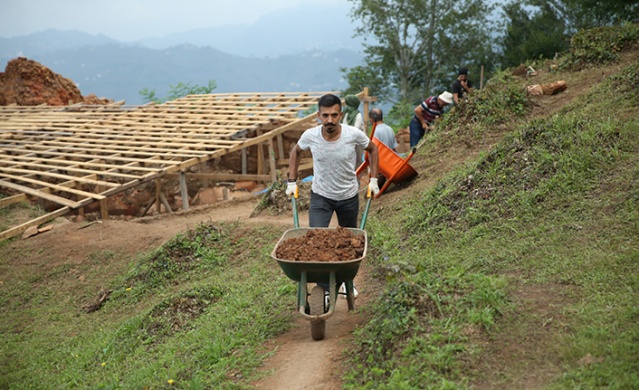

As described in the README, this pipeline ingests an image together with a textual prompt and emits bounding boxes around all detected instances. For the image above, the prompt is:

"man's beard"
[324,124,336,133]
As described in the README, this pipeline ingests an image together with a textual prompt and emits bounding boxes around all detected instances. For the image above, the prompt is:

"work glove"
[285,181,298,198]
[368,177,380,197]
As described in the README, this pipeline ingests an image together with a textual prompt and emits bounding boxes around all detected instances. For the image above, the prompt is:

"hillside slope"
[344,23,639,389]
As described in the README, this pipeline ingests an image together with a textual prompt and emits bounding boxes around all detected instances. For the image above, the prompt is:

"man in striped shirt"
[409,91,453,147]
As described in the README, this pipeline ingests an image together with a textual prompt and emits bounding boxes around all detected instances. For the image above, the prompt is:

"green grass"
[0,222,295,389]
[342,41,639,388]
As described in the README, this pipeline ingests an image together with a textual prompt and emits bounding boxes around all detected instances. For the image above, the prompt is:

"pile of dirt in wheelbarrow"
[275,226,365,262]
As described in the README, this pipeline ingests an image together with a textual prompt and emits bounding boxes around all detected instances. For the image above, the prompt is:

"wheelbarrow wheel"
[309,286,326,341]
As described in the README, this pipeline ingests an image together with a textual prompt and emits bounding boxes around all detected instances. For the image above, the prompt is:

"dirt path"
[252,268,371,390]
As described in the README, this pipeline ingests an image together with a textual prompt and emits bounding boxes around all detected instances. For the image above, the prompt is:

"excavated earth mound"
[0,57,112,106]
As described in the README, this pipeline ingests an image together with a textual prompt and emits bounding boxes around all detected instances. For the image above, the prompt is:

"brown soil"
[0,57,113,106]
[275,227,365,262]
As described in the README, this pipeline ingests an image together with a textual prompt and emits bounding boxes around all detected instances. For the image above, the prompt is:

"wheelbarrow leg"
[345,280,355,310]
[297,271,308,312]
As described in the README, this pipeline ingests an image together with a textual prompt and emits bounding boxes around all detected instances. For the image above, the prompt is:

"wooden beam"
[256,129,264,176]
[155,178,161,214]
[165,172,270,182]
[268,138,277,183]
[0,206,71,241]
[0,173,105,201]
[0,180,81,208]
[0,166,119,188]
[179,172,189,211]
[0,193,27,208]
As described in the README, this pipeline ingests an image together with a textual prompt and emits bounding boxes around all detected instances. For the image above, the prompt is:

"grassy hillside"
[1,23,637,389]
[344,23,639,389]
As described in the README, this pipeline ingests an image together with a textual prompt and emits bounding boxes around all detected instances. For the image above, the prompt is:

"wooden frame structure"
[0,90,372,240]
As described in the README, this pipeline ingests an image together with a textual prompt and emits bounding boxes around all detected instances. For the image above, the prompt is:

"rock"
[82,93,114,105]
[512,64,528,76]
[192,188,218,205]
[38,225,53,233]
[541,80,567,95]
[22,226,39,239]
[527,81,567,96]
[527,85,544,95]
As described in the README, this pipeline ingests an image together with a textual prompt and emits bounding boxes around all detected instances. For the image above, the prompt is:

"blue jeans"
[409,115,427,148]
[309,191,359,228]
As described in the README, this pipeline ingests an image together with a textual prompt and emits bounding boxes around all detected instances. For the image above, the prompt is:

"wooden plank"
[256,129,264,176]
[0,166,119,187]
[0,180,81,208]
[0,157,145,178]
[10,139,208,158]
[0,193,27,208]
[164,173,270,182]
[277,134,285,160]
[5,148,183,166]
[0,174,105,201]
[0,206,71,242]
[268,138,277,183]
[31,135,229,149]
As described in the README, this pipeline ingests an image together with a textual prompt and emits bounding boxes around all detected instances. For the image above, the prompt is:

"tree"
[500,1,570,68]
[139,80,217,104]
[343,0,498,105]
[538,0,639,32]
[498,0,638,69]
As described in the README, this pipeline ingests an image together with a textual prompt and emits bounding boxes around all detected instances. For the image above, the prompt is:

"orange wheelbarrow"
[356,123,418,197]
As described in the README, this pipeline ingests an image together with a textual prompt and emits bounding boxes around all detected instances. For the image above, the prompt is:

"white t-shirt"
[373,123,397,151]
[297,124,370,200]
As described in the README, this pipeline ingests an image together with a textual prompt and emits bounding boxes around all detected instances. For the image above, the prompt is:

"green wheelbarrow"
[271,190,372,341]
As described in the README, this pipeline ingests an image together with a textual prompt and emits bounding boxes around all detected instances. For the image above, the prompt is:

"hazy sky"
[1,0,349,41]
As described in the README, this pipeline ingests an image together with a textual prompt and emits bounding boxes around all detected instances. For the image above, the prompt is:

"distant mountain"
[0,29,119,58]
[0,4,367,106]
[1,42,362,105]
[135,3,366,57]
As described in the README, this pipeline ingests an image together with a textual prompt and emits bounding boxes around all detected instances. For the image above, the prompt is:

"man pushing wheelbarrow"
[274,93,379,340]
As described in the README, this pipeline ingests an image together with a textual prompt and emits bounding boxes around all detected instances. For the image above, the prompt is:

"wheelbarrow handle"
[290,190,300,228]
[360,191,373,230]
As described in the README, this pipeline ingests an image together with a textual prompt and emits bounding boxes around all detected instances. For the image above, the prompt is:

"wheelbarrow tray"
[373,137,418,182]
[271,227,367,284]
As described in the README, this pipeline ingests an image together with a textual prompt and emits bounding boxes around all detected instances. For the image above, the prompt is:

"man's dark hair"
[458,67,468,76]
[318,94,342,110]
[369,108,383,122]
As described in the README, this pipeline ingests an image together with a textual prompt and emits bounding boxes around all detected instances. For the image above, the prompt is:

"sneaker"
[338,283,359,299]
[324,291,330,311]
